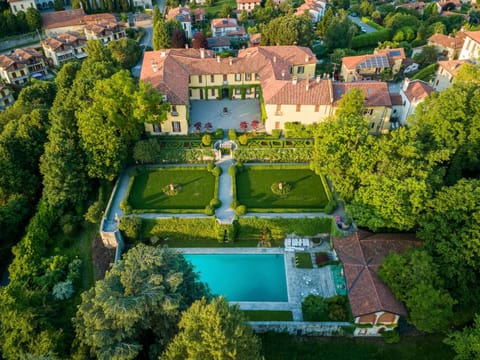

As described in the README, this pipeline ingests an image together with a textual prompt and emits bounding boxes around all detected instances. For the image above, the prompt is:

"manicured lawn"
[202,0,236,17]
[128,167,215,211]
[295,252,313,268]
[243,310,293,321]
[236,166,329,211]
[260,333,455,360]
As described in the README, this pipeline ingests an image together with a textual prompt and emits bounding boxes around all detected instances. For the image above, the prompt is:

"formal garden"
[234,164,331,212]
[121,165,220,214]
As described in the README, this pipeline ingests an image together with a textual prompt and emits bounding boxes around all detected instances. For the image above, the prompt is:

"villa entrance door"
[222,88,228,99]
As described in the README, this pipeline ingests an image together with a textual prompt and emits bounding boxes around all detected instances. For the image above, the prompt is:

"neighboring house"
[236,0,261,14]
[433,59,469,91]
[436,0,461,13]
[249,33,261,47]
[333,231,419,336]
[84,20,126,43]
[211,18,246,38]
[7,0,36,15]
[294,0,326,23]
[166,6,193,38]
[0,48,47,85]
[389,92,404,128]
[41,8,86,36]
[207,37,232,52]
[396,1,425,14]
[132,0,152,9]
[333,82,393,135]
[459,31,480,62]
[0,85,15,111]
[341,48,405,82]
[399,78,434,124]
[41,32,87,66]
[140,46,395,136]
[427,32,465,60]
[193,8,206,23]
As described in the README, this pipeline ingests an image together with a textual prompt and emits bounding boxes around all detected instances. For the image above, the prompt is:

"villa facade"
[0,48,47,85]
[41,32,87,66]
[0,85,15,111]
[459,31,480,62]
[140,46,395,136]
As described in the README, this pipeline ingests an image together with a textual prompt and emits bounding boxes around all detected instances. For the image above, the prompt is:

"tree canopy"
[74,244,209,359]
[161,297,261,360]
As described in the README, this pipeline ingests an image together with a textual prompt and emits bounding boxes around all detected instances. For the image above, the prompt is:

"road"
[131,16,152,78]
[348,15,378,34]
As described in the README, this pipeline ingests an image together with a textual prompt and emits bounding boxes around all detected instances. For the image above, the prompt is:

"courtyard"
[189,99,262,132]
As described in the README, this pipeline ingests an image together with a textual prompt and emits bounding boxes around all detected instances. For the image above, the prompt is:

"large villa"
[140,46,393,135]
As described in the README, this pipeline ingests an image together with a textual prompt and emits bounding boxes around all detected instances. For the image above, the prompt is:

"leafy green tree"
[323,11,356,51]
[161,297,261,360]
[220,3,233,18]
[74,244,208,359]
[335,87,365,119]
[25,7,42,31]
[446,315,480,360]
[261,14,314,47]
[54,0,65,10]
[316,7,335,37]
[108,37,142,69]
[413,45,438,68]
[302,294,328,321]
[153,15,170,49]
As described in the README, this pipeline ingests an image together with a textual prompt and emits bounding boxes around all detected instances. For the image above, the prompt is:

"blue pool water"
[184,254,288,302]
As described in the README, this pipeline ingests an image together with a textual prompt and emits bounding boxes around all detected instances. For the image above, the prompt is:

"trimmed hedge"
[351,29,392,49]
[234,148,314,163]
[361,17,385,31]
[237,217,332,239]
[411,63,439,82]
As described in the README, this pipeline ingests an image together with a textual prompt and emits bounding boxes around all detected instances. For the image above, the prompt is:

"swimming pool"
[184,254,288,302]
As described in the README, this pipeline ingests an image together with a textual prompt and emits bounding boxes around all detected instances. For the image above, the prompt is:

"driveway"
[131,18,153,78]
[348,15,378,34]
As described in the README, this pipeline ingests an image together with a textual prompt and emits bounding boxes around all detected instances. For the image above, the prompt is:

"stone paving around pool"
[177,244,343,321]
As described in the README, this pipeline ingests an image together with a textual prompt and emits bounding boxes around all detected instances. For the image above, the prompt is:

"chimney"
[281,70,285,79]
[185,43,189,49]
[229,57,233,65]
[305,55,310,62]
[152,62,158,72]
[217,55,221,63]
[306,81,309,91]
[292,76,297,85]
[316,75,321,83]
[160,50,166,57]
[200,48,205,59]
[273,56,276,63]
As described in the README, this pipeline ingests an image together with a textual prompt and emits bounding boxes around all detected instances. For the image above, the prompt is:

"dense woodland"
[0,4,480,356]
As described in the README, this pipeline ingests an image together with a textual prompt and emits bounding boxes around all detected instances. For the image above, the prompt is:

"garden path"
[215,158,236,223]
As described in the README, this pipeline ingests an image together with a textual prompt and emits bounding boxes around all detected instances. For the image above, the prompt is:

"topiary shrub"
[230,199,238,209]
[84,200,104,224]
[271,181,292,195]
[120,200,131,215]
[210,198,221,208]
[324,200,337,214]
[212,166,222,177]
[381,330,400,344]
[302,294,328,321]
[162,183,182,196]
[235,205,247,215]
[205,205,215,216]
[202,134,212,146]
[238,134,248,145]
[228,165,236,176]
[119,216,143,240]
[228,128,237,140]
[207,161,215,172]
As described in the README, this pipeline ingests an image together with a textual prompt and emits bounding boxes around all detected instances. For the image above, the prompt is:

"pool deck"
[176,246,338,321]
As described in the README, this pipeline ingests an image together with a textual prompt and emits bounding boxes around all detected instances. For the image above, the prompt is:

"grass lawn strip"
[128,167,215,211]
[295,252,313,268]
[242,310,293,321]
[236,166,328,211]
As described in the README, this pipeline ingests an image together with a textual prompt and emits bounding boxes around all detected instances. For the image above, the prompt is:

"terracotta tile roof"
[82,13,117,24]
[0,48,43,71]
[333,232,419,317]
[341,55,367,70]
[84,21,125,36]
[266,78,333,105]
[166,6,192,22]
[41,9,86,29]
[42,31,86,50]
[428,33,464,50]
[390,93,403,106]
[465,30,480,44]
[404,79,433,102]
[211,18,239,28]
[333,81,392,107]
[437,60,469,76]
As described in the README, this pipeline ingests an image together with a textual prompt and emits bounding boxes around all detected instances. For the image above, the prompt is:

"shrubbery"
[119,216,143,239]
[381,329,400,343]
[351,29,392,49]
